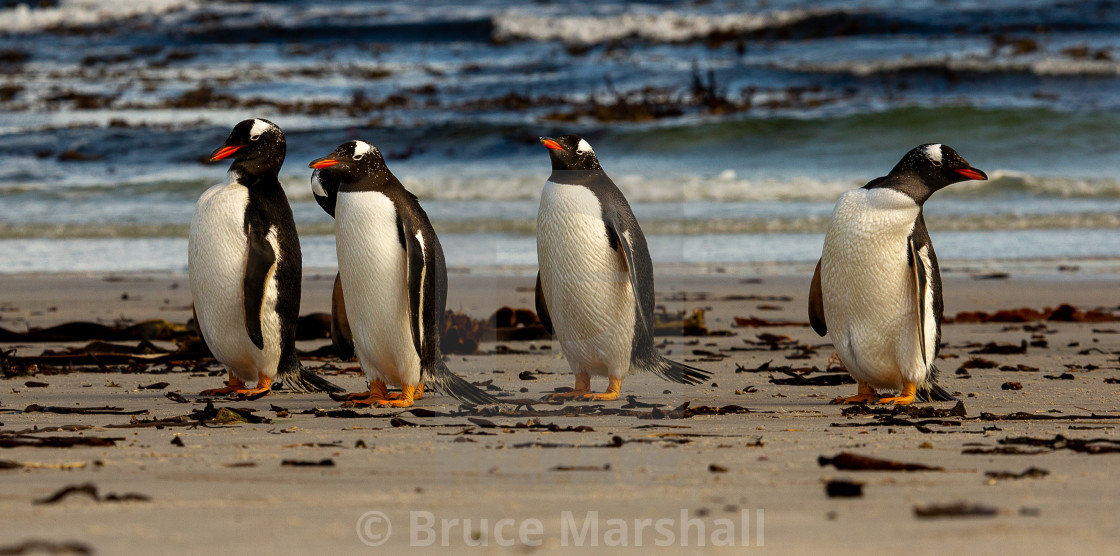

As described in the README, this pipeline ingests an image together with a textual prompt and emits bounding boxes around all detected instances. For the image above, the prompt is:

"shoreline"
[1,265,1118,553]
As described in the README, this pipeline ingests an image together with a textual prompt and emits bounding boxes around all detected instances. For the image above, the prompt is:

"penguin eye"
[929,158,942,167]
[250,134,261,142]
[352,153,364,161]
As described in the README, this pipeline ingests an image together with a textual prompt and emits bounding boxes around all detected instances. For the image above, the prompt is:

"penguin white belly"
[188,180,282,382]
[536,181,635,378]
[335,191,420,387]
[821,188,925,390]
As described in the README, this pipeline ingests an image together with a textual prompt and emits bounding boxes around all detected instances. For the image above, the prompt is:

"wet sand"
[1,266,1118,554]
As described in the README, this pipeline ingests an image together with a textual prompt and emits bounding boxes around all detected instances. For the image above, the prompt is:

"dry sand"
[1,264,1119,554]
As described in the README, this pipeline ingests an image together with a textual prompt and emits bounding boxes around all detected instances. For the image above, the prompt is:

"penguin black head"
[308,140,389,216]
[885,143,988,203]
[540,135,602,172]
[209,118,286,176]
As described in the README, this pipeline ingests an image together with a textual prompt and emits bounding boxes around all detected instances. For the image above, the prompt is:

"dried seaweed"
[34,483,149,505]
[818,452,943,472]
[824,480,864,498]
[732,316,808,327]
[551,464,611,471]
[949,304,1120,324]
[281,459,335,467]
[23,405,148,416]
[769,369,855,386]
[984,467,1050,480]
[913,502,998,518]
[972,342,1027,355]
[0,540,92,555]
[0,434,121,448]
[999,435,1120,454]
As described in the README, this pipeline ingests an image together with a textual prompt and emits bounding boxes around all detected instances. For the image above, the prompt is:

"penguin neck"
[340,167,402,195]
[230,158,283,184]
[548,167,605,187]
[880,171,938,206]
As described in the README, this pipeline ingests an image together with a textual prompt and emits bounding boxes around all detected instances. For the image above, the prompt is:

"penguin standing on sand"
[189,118,341,397]
[535,135,710,400]
[809,143,987,405]
[309,140,496,407]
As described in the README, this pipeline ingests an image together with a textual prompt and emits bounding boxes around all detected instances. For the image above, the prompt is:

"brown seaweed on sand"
[818,452,943,472]
[913,502,998,519]
[34,483,149,505]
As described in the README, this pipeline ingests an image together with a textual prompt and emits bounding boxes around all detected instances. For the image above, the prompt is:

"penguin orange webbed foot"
[580,391,621,401]
[578,377,622,402]
[200,385,242,396]
[832,394,878,404]
[200,373,248,396]
[377,399,415,408]
[377,385,417,408]
[231,387,272,400]
[338,379,389,406]
[876,383,916,405]
[830,381,878,404]
[547,373,591,400]
[876,395,915,405]
[227,374,272,400]
[547,390,591,400]
[386,384,424,401]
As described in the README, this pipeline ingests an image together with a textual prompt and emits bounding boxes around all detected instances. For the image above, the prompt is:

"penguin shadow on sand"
[534,135,711,402]
[309,140,496,408]
[809,143,988,405]
[188,118,342,400]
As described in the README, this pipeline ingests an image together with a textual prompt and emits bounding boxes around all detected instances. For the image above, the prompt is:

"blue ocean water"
[1,0,1119,272]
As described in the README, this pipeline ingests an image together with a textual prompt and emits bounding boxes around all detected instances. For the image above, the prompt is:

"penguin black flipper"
[402,217,427,361]
[399,212,498,405]
[534,271,553,336]
[242,223,276,351]
[602,209,711,386]
[908,215,955,402]
[808,258,827,337]
[908,235,929,367]
[331,272,354,360]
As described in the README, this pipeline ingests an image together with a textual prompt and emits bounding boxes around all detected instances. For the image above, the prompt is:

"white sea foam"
[493,8,830,45]
[0,0,197,33]
[789,55,1120,77]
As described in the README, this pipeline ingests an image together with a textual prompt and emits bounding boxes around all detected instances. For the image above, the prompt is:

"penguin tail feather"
[425,360,499,405]
[277,364,345,394]
[643,355,712,386]
[916,366,956,402]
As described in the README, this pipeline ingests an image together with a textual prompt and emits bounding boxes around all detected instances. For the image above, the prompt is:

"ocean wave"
[492,8,835,45]
[791,55,1120,78]
[5,170,1120,204]
[4,211,1118,240]
[0,0,197,34]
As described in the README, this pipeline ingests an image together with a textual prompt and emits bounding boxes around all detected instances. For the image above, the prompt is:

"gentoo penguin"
[189,118,341,397]
[309,140,496,407]
[808,143,987,405]
[535,135,710,400]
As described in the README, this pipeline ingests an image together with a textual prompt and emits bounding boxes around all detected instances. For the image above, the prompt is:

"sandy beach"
[0,263,1117,554]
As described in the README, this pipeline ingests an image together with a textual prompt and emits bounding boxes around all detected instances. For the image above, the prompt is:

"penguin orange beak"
[309,157,340,169]
[540,138,562,150]
[955,167,987,181]
[209,145,243,162]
